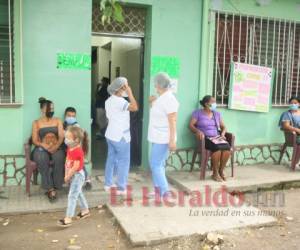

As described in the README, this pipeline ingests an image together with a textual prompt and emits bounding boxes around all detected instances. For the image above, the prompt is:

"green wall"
[124,0,203,167]
[1,0,300,182]
[22,0,92,150]
[1,0,92,157]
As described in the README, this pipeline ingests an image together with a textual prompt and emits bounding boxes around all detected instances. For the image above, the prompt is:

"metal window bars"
[0,0,14,104]
[212,11,300,106]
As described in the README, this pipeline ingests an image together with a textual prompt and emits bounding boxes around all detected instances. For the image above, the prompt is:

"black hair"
[288,96,300,104]
[38,97,53,115]
[101,77,110,88]
[38,97,52,108]
[64,107,77,115]
[199,95,213,107]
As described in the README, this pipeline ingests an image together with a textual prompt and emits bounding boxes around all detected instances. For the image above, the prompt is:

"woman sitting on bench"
[32,97,65,202]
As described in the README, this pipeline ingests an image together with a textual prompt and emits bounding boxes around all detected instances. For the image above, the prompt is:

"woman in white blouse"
[104,77,138,196]
[148,72,179,198]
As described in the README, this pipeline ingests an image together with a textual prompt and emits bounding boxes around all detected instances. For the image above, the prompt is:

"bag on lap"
[207,112,230,149]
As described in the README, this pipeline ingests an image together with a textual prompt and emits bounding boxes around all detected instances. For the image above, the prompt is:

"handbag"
[207,112,230,148]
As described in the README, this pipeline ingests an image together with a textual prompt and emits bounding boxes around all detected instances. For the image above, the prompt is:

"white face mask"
[122,91,128,98]
[64,138,77,147]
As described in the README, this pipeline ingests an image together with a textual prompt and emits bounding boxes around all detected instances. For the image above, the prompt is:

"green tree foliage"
[100,0,124,24]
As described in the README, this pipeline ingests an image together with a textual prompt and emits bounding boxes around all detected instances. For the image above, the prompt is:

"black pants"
[33,147,66,190]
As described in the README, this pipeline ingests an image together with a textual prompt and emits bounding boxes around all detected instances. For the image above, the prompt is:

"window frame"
[0,0,23,107]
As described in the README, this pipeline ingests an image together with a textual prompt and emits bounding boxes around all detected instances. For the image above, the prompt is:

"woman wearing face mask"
[104,77,138,196]
[189,95,231,182]
[148,72,179,198]
[280,97,300,135]
[32,97,65,202]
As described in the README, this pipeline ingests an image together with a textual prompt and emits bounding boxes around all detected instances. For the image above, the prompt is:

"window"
[0,0,14,104]
[212,12,300,106]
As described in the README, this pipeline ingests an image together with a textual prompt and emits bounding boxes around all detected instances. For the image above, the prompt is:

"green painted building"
[1,0,300,186]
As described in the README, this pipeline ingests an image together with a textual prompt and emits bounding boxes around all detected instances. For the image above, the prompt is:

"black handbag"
[207,112,230,150]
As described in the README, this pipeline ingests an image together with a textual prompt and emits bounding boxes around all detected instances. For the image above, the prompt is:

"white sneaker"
[116,189,127,196]
[104,184,117,192]
[146,192,156,198]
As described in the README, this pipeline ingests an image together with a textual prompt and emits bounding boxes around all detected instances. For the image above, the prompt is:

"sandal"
[97,204,105,209]
[219,169,227,181]
[47,189,57,202]
[57,219,72,227]
[84,181,92,191]
[76,212,90,220]
[211,174,223,182]
[220,174,227,181]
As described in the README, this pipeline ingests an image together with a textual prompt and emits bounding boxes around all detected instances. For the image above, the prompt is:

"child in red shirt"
[58,126,90,227]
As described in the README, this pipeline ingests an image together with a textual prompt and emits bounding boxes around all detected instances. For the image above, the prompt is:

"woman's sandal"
[46,189,57,202]
[211,175,223,182]
[57,219,72,228]
[97,204,105,209]
[219,170,227,181]
[220,174,227,181]
[76,212,91,220]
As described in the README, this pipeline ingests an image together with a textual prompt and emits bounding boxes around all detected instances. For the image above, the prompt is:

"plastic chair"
[25,138,38,196]
[191,133,235,180]
[278,130,300,171]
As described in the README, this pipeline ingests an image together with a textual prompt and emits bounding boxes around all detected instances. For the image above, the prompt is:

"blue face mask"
[65,116,77,125]
[289,104,299,111]
[209,103,217,111]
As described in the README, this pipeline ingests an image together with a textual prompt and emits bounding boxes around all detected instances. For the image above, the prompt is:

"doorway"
[91,35,144,170]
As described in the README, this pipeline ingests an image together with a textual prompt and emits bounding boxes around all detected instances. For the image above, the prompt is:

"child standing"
[64,107,92,190]
[58,126,90,227]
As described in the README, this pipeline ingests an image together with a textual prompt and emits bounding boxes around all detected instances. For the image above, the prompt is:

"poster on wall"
[57,53,91,70]
[228,62,274,113]
[150,56,180,93]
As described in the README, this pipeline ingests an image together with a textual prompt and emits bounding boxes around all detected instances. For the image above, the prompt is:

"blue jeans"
[150,143,170,196]
[66,171,89,217]
[105,138,130,191]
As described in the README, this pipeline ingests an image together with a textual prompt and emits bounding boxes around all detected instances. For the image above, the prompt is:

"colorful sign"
[228,62,274,113]
[151,56,180,93]
[57,53,91,70]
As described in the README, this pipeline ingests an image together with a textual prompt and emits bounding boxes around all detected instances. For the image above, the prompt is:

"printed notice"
[229,62,274,113]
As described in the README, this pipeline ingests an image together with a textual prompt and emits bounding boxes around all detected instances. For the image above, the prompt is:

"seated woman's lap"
[32,147,65,189]
[204,137,230,153]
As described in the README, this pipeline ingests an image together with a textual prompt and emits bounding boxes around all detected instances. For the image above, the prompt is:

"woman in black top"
[32,97,65,202]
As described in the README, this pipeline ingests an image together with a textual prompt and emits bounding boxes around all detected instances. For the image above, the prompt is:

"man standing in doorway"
[95,77,110,139]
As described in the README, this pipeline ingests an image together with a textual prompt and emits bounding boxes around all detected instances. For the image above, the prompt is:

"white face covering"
[122,91,128,98]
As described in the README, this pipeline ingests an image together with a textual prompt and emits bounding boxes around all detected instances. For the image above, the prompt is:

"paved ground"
[0,171,157,214]
[2,164,299,215]
[107,198,276,246]
[167,164,300,193]
[0,188,299,250]
[1,164,300,248]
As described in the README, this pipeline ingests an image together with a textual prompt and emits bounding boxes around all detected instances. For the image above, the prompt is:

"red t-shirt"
[65,147,84,172]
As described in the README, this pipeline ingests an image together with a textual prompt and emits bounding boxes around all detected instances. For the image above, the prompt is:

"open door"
[91,36,144,169]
